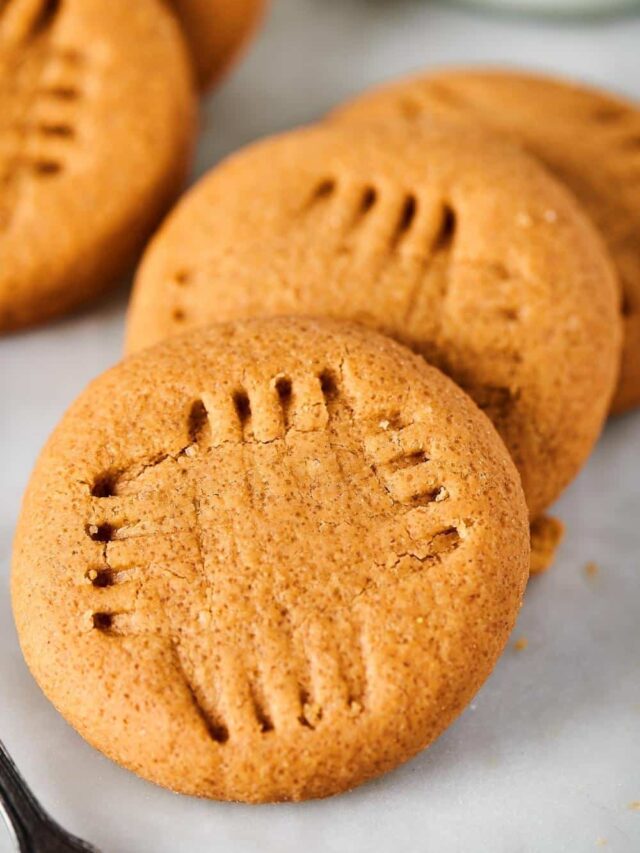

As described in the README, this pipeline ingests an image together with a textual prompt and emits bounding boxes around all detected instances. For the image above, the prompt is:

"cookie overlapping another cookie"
[169,0,266,91]
[126,118,622,523]
[332,68,640,414]
[12,317,530,802]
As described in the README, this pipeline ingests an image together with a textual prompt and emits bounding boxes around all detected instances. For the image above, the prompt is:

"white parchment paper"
[1,2,639,851]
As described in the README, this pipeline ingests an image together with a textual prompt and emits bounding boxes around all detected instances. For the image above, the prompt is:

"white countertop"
[1,1,639,851]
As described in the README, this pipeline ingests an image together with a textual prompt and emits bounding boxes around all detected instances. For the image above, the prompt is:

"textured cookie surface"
[126,120,621,519]
[333,67,640,413]
[0,0,195,331]
[170,0,265,90]
[13,317,529,803]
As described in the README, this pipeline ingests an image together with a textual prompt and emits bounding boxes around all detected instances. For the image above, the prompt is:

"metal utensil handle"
[0,741,100,852]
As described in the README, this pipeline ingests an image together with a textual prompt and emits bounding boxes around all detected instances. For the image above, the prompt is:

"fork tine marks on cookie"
[305,175,336,208]
[245,612,307,732]
[383,463,442,505]
[282,369,353,510]
[85,510,153,542]
[364,419,428,464]
[400,200,457,328]
[214,380,318,734]
[194,413,278,737]
[191,391,240,448]
[86,458,198,539]
[353,186,416,260]
[278,368,370,720]
[302,611,368,719]
[246,380,287,443]
[282,372,329,434]
[87,605,166,638]
[0,0,59,47]
[209,368,369,734]
[79,575,138,618]
[338,181,381,234]
[364,420,445,505]
[390,522,462,569]
[304,176,390,256]
[418,198,457,258]
[332,609,368,715]
[80,567,156,636]
[20,44,85,178]
[171,641,230,744]
[25,126,69,173]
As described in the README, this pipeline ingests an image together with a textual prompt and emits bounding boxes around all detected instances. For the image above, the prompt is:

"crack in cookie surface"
[81,363,464,743]
[13,319,530,801]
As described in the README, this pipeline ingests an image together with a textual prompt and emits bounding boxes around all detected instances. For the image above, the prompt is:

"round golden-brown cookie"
[126,120,621,520]
[13,317,529,803]
[0,0,195,331]
[170,0,266,91]
[332,67,640,414]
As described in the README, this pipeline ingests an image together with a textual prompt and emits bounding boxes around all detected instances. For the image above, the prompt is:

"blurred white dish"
[462,0,640,14]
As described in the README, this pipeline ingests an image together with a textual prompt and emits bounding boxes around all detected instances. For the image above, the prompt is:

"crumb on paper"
[530,514,564,575]
[585,561,599,579]
[629,801,640,811]
[596,838,608,847]
[514,636,528,652]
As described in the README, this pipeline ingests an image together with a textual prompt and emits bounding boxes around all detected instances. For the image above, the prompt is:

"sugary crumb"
[585,561,599,579]
[544,209,558,223]
[516,211,532,228]
[530,514,564,575]
[514,637,528,652]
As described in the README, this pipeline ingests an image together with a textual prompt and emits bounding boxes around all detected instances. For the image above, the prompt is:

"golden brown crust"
[126,119,621,519]
[12,317,529,802]
[332,67,640,414]
[170,0,266,91]
[0,0,196,331]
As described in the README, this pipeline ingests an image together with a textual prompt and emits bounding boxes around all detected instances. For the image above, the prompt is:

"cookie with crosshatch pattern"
[0,0,195,331]
[332,67,640,414]
[126,119,621,521]
[12,317,529,802]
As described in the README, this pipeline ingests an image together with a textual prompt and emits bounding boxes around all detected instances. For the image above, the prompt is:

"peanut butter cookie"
[13,317,529,802]
[0,0,195,331]
[170,0,266,90]
[333,67,640,413]
[126,120,621,519]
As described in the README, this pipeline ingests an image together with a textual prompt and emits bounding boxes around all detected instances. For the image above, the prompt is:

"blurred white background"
[1,1,639,851]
